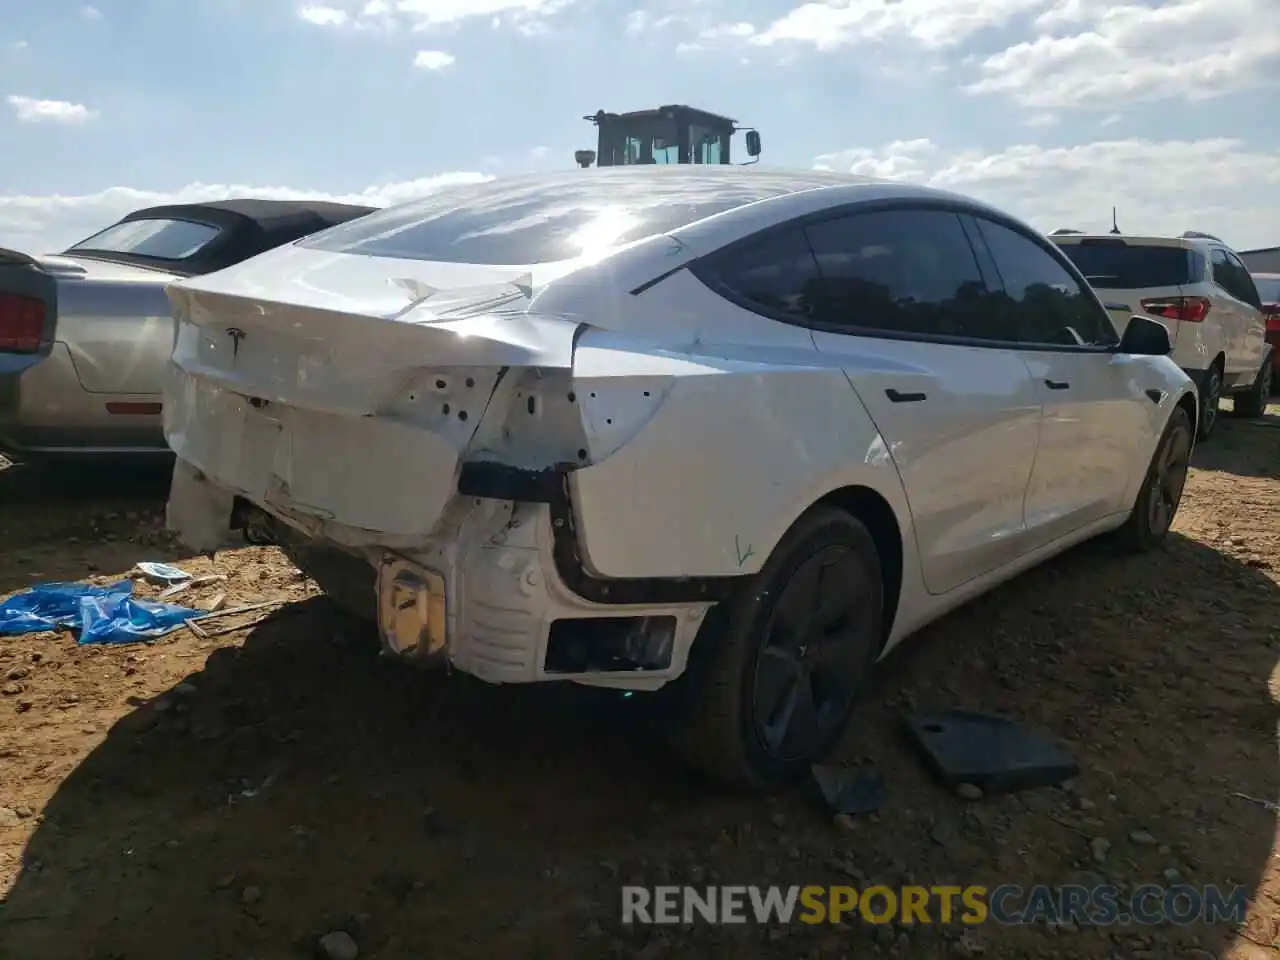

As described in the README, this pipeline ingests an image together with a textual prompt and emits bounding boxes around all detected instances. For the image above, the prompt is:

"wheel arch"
[1175,388,1198,431]
[807,484,905,650]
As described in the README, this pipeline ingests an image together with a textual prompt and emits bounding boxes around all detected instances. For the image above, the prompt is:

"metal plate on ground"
[902,709,1079,794]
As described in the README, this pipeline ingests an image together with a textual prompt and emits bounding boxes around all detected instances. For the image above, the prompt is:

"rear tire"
[1197,364,1222,440]
[279,535,376,621]
[1231,360,1273,418]
[663,507,884,791]
[1117,405,1193,553]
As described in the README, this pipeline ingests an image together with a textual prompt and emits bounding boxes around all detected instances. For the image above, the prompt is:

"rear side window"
[1225,251,1263,310]
[710,228,819,323]
[1256,277,1280,302]
[67,218,220,260]
[1056,240,1192,289]
[1211,248,1262,308]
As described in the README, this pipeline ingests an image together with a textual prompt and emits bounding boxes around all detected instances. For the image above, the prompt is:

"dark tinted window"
[974,218,1118,347]
[799,209,988,337]
[1226,251,1262,309]
[68,218,220,260]
[711,228,819,322]
[300,169,861,265]
[1210,248,1261,308]
[1055,240,1191,288]
[1210,249,1236,295]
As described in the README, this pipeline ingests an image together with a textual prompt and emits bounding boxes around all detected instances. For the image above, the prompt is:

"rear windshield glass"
[1255,276,1280,302]
[1055,241,1191,289]
[67,218,221,260]
[299,169,859,265]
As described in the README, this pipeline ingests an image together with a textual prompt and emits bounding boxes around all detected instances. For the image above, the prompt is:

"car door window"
[800,208,988,338]
[1211,248,1243,300]
[972,217,1119,348]
[1226,251,1263,310]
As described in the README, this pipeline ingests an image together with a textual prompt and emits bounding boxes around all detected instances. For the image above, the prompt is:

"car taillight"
[1266,310,1280,334]
[1140,296,1210,323]
[0,293,45,353]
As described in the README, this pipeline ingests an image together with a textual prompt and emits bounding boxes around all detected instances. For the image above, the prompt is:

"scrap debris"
[902,709,1079,795]
[810,764,887,817]
[133,562,193,586]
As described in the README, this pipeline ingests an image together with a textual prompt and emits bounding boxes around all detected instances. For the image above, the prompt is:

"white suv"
[1052,232,1272,438]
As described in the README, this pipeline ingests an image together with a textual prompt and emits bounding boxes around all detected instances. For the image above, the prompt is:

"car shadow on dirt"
[3,528,1276,959]
[1198,409,1280,478]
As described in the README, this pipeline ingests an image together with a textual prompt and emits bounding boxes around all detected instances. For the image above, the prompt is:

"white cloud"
[297,5,349,26]
[624,9,679,34]
[81,5,104,19]
[968,0,1280,110]
[813,137,1280,249]
[0,172,490,255]
[297,0,574,33]
[413,49,455,69]
[746,0,1044,51]
[698,0,1277,111]
[6,95,97,125]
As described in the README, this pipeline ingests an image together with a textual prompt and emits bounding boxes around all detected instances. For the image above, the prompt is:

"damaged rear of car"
[163,167,862,693]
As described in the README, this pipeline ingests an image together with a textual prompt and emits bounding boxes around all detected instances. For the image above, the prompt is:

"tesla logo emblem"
[226,327,246,359]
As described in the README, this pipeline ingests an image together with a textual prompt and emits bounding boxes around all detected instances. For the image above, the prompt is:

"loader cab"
[577,105,762,168]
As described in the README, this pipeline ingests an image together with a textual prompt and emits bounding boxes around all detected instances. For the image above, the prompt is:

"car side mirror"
[1119,314,1172,356]
[745,130,762,157]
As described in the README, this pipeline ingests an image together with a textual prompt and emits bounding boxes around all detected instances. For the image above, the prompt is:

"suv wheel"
[663,507,884,791]
[1232,360,1273,418]
[1198,365,1222,440]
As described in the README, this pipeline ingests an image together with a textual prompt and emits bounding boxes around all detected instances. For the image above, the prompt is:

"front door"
[965,214,1150,544]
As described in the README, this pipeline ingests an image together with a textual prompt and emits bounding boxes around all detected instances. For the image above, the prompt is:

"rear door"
[1052,235,1195,338]
[798,206,1044,596]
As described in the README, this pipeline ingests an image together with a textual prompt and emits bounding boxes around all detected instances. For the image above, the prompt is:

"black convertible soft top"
[64,198,378,276]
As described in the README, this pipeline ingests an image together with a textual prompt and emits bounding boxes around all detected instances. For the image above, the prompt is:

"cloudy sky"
[1,0,1277,254]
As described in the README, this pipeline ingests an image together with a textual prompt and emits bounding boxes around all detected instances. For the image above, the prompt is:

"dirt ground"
[0,406,1277,960]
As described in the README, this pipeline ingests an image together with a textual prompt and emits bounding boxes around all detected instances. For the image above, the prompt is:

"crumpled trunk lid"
[163,248,583,541]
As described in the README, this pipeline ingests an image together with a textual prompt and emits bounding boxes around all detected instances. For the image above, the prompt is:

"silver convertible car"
[0,198,375,462]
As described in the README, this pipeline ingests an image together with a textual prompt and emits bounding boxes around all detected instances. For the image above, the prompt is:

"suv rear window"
[299,169,858,266]
[1055,240,1192,289]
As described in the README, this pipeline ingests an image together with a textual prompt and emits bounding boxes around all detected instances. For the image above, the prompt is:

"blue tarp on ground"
[0,579,201,644]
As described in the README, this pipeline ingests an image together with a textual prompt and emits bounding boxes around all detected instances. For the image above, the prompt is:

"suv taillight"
[1140,296,1210,323]
[0,294,45,353]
